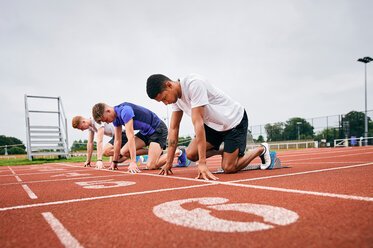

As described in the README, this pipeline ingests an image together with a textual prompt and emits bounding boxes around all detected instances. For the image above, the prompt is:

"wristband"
[112,161,118,163]
[97,159,102,161]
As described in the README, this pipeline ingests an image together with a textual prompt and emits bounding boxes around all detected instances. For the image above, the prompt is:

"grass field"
[0,156,110,166]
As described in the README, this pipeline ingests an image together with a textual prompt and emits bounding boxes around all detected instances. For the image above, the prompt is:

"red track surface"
[1,147,372,247]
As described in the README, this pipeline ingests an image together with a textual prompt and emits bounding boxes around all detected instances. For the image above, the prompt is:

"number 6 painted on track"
[153,197,298,232]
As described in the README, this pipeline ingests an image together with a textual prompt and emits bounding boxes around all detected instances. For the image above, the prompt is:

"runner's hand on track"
[195,163,218,180]
[95,160,105,169]
[84,161,91,167]
[128,162,141,173]
[159,163,173,176]
[108,162,118,170]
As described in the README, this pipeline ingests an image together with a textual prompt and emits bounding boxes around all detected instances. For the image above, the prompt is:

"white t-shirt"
[171,74,245,131]
[88,118,115,137]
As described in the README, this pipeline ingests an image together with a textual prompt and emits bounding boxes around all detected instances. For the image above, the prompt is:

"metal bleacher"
[24,95,69,160]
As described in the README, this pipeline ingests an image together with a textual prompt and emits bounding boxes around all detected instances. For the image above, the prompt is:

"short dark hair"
[92,103,106,124]
[146,74,171,99]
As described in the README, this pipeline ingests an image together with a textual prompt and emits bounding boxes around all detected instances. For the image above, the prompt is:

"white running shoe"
[260,143,272,170]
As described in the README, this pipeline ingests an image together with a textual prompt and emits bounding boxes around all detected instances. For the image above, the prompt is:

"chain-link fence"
[249,110,373,146]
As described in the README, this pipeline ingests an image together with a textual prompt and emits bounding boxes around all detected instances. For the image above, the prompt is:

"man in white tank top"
[146,74,273,180]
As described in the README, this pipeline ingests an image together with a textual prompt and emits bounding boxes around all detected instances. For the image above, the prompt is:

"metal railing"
[24,95,69,160]
[334,137,373,147]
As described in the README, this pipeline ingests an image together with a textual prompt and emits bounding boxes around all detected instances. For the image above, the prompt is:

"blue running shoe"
[176,148,187,167]
[136,156,144,165]
[261,150,276,170]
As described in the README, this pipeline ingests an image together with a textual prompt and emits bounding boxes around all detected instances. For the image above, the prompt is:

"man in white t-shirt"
[146,73,274,180]
[72,116,148,169]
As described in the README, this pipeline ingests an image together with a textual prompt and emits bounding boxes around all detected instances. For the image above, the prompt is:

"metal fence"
[249,110,373,145]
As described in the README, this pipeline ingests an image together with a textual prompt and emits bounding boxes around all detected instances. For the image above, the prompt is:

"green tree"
[0,135,26,155]
[314,127,340,145]
[70,140,96,151]
[167,136,192,147]
[8,147,27,155]
[255,135,264,143]
[342,111,373,138]
[265,122,285,141]
[283,118,314,140]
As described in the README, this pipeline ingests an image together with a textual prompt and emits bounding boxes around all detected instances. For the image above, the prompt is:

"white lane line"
[277,148,373,158]
[8,167,38,200]
[57,163,204,184]
[0,174,127,186]
[282,151,373,162]
[21,185,38,199]
[231,162,373,183]
[282,161,369,164]
[42,212,84,248]
[0,169,92,177]
[226,183,373,202]
[0,183,211,212]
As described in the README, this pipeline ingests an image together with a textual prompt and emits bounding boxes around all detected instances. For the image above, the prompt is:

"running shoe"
[136,156,145,165]
[176,148,188,167]
[260,143,274,170]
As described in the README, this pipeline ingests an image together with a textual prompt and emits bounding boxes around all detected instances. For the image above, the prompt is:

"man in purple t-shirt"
[92,102,184,172]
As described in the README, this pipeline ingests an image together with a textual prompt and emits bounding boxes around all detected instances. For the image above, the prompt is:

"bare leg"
[186,138,217,162]
[221,146,264,173]
[118,137,147,163]
[154,148,181,169]
[103,143,114,157]
[145,142,164,170]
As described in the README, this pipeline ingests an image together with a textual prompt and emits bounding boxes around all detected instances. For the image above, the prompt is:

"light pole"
[296,122,302,140]
[357,56,373,146]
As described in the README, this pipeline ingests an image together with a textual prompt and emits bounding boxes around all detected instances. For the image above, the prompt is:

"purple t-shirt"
[113,102,162,136]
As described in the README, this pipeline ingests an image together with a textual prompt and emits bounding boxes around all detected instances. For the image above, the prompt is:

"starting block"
[214,152,288,174]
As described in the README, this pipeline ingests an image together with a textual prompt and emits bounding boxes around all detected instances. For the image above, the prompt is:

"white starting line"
[42,212,84,248]
[8,166,38,199]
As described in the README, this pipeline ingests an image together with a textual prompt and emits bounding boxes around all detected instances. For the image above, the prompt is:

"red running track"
[0,146,372,247]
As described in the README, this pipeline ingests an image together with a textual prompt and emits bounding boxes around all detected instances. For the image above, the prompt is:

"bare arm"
[96,127,104,161]
[95,127,105,169]
[111,125,122,170]
[124,119,136,163]
[160,111,183,175]
[191,107,206,164]
[85,131,94,167]
[191,106,218,180]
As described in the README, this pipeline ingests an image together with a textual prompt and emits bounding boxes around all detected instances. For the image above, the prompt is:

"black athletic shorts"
[136,121,168,150]
[204,110,248,157]
[108,131,128,148]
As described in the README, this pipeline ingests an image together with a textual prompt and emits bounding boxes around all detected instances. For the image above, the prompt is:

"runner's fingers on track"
[165,168,173,175]
[95,161,105,169]
[195,170,218,180]
[128,167,141,173]
[206,171,218,180]
[159,167,173,176]
[108,165,118,170]
[96,165,105,169]
[158,169,165,175]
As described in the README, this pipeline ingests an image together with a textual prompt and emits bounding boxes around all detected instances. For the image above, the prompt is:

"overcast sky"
[0,0,372,145]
